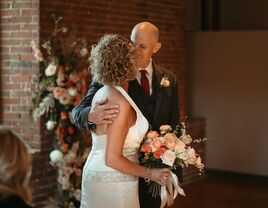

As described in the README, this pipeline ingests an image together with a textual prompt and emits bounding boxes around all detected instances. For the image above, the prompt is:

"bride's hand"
[149,168,170,186]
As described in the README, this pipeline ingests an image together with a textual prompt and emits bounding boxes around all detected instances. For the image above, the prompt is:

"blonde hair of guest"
[0,127,32,204]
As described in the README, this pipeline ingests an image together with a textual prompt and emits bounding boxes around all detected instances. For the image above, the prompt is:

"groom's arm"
[71,81,102,131]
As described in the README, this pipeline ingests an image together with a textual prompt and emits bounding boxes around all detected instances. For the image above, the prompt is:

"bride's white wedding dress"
[80,86,148,208]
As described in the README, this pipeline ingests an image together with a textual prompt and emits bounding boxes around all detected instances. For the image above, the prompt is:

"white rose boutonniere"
[160,75,170,87]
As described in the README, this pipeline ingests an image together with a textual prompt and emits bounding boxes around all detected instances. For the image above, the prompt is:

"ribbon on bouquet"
[160,172,185,208]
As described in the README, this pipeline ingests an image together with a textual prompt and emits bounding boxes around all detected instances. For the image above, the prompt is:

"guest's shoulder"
[0,194,32,208]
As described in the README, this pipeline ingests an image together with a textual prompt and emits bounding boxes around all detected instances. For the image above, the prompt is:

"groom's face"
[131,30,159,69]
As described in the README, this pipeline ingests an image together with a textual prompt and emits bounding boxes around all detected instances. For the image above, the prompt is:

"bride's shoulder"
[105,87,130,107]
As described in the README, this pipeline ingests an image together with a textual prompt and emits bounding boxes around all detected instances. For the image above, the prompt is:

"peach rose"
[195,156,204,169]
[152,137,162,149]
[53,87,67,100]
[186,147,197,165]
[141,144,152,153]
[159,125,172,132]
[59,93,72,105]
[147,131,158,139]
[164,133,177,150]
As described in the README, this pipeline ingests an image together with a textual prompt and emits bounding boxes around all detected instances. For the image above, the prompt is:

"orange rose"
[141,144,152,153]
[68,127,75,135]
[65,66,72,71]
[62,143,69,153]
[57,65,65,73]
[60,112,69,120]
[153,147,166,159]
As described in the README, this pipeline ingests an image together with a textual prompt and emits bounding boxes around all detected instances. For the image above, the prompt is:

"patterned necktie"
[140,70,150,96]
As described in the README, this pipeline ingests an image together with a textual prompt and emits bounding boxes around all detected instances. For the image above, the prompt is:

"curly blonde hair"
[90,34,138,86]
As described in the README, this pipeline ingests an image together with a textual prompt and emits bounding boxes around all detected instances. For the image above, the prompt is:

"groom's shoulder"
[153,62,177,81]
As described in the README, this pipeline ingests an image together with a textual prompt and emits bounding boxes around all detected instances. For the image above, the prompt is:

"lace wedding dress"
[80,86,148,208]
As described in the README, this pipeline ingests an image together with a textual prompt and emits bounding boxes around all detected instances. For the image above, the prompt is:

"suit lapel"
[128,79,146,112]
[152,63,165,123]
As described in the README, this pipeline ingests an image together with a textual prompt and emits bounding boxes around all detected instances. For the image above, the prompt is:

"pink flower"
[53,87,67,99]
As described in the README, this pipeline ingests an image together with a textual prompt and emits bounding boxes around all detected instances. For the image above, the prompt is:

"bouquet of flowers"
[138,122,204,208]
[30,15,91,208]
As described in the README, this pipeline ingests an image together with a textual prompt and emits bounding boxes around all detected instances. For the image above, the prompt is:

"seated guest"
[0,126,33,208]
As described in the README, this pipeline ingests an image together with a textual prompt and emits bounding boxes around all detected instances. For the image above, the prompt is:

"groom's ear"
[153,42,161,54]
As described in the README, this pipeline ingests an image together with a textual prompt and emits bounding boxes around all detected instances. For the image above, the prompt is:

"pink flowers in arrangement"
[30,15,91,208]
[138,122,204,207]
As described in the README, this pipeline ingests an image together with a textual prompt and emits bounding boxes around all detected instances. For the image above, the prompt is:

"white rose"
[161,149,176,166]
[160,77,170,87]
[45,63,57,76]
[68,88,77,97]
[178,151,188,162]
[180,134,192,144]
[50,149,64,164]
[174,140,186,153]
[46,120,57,131]
[80,48,88,57]
[62,27,68,33]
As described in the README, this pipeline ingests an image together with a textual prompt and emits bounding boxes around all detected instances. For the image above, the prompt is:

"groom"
[71,22,181,208]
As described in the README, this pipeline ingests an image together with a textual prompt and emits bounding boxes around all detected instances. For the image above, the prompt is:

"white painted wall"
[187,31,268,176]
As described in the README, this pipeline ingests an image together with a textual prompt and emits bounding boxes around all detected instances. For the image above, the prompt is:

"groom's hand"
[87,97,120,125]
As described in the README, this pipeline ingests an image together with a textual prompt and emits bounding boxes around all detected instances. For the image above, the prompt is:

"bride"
[80,34,170,208]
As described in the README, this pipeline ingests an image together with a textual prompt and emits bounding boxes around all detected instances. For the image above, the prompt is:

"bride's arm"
[105,91,169,185]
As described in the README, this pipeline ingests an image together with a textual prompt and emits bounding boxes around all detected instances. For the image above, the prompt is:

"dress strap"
[114,86,143,117]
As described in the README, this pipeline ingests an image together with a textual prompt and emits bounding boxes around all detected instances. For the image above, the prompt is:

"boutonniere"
[160,75,170,87]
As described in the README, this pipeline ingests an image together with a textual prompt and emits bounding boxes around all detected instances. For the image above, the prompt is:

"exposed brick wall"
[40,0,187,119]
[0,0,56,207]
[1,0,188,207]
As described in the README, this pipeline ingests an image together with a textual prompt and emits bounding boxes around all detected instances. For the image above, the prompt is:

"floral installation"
[30,15,91,208]
[160,75,170,87]
[138,120,205,208]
